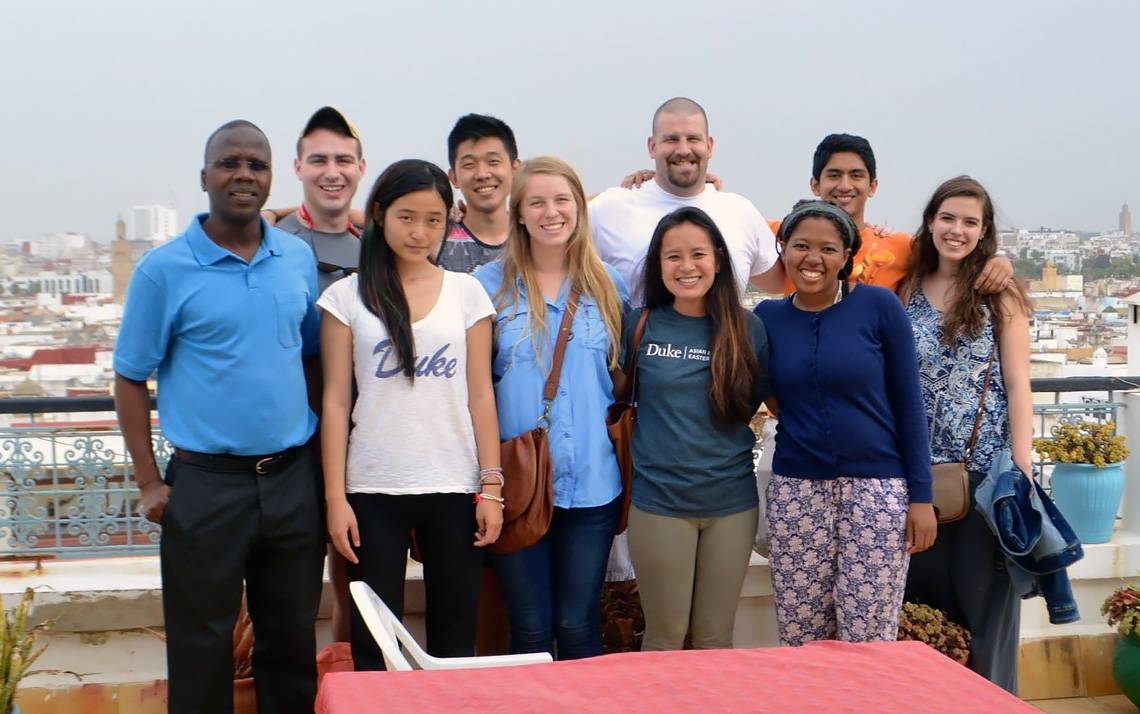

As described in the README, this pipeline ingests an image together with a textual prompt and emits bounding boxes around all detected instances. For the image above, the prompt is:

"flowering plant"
[897,602,970,664]
[1034,421,1129,468]
[1103,584,1140,638]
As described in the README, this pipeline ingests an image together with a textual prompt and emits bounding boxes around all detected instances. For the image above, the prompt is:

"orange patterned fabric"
[316,641,1034,713]
[770,219,913,295]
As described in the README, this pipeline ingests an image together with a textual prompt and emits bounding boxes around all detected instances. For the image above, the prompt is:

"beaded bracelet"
[474,492,506,508]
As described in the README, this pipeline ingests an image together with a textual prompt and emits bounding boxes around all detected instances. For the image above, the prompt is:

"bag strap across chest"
[537,288,581,427]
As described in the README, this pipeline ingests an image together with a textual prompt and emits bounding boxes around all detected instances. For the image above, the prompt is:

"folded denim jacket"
[974,449,1083,625]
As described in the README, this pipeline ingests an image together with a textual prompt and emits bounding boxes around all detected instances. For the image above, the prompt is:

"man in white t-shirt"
[590,97,782,306]
[592,98,781,582]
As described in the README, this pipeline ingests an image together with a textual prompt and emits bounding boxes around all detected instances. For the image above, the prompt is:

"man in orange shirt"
[773,133,1012,294]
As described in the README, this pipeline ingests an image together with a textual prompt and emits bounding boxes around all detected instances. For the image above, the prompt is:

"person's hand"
[139,479,171,524]
[473,498,503,547]
[619,170,723,191]
[327,498,360,564]
[906,503,937,554]
[450,199,467,225]
[260,209,279,226]
[974,254,1014,294]
[620,170,657,189]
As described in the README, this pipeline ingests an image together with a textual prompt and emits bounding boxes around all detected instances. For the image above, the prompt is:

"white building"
[25,232,90,260]
[1126,292,1140,375]
[131,204,179,243]
[7,271,112,297]
[1045,250,1082,273]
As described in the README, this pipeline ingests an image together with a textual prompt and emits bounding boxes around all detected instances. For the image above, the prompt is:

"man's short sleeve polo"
[114,258,175,381]
[111,215,318,455]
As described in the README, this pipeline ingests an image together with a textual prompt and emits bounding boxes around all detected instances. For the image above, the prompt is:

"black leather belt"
[173,446,302,475]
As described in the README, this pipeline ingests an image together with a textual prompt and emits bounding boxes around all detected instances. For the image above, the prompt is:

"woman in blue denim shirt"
[474,156,628,659]
[901,176,1034,694]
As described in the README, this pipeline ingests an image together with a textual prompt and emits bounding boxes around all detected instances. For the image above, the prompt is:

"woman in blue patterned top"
[901,176,1033,694]
[474,156,628,660]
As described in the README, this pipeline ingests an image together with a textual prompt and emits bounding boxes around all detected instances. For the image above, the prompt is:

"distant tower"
[111,216,132,304]
[1042,259,1058,290]
[1122,203,1133,237]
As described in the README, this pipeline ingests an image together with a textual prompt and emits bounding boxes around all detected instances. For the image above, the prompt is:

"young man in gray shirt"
[270,106,366,644]
[274,106,366,292]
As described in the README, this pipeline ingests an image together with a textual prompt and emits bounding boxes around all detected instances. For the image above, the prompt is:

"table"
[316,640,1036,713]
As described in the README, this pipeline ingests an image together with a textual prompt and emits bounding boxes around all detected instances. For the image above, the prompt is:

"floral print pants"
[766,474,910,646]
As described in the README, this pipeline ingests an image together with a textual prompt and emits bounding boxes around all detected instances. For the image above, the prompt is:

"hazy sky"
[4,0,1136,242]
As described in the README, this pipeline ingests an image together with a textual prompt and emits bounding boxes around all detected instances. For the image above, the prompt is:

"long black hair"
[357,159,453,381]
[642,207,758,424]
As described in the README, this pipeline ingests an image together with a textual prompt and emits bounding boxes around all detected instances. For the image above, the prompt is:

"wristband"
[475,492,506,508]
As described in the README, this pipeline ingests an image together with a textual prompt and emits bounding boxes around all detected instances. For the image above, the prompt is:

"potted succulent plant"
[896,602,970,665]
[1034,420,1129,544]
[1,588,49,714]
[1102,584,1140,706]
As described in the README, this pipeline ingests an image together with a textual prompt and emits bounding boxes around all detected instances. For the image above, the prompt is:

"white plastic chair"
[349,581,554,670]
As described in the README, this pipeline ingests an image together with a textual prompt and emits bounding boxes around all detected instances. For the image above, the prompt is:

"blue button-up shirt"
[113,214,320,455]
[474,261,628,509]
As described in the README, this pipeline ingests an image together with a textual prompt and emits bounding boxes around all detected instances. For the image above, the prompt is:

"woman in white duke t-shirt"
[318,159,503,671]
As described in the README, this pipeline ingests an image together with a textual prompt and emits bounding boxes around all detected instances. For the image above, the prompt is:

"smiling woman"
[624,206,772,652]
[754,199,934,649]
[316,158,504,671]
[473,156,628,660]
[901,176,1035,693]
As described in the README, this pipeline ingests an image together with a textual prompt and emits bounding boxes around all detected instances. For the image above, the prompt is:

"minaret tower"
[111,216,132,304]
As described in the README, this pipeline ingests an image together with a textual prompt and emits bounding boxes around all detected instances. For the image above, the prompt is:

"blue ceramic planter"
[1050,461,1125,544]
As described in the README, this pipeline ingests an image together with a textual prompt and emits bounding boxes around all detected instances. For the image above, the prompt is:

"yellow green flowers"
[897,602,971,664]
[1034,421,1130,468]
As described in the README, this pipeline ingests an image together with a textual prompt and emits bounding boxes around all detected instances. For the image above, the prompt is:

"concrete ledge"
[7,532,1134,690]
[1019,633,1121,700]
[1,556,426,688]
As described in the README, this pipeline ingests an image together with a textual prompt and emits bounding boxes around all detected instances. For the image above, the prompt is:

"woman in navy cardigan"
[753,200,935,645]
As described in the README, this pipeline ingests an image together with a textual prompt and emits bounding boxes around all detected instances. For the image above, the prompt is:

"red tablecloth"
[315,640,1035,713]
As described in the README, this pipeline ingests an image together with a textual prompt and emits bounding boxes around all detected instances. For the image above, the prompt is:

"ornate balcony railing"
[2,377,1137,559]
[0,395,166,559]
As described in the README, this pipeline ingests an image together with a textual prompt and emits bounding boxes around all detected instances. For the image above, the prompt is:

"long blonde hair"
[493,156,623,369]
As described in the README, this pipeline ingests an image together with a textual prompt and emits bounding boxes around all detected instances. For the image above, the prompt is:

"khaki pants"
[627,504,758,651]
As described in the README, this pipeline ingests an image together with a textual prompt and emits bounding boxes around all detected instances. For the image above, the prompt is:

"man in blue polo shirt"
[113,120,324,714]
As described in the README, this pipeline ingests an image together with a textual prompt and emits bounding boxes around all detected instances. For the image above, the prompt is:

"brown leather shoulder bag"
[607,308,649,535]
[931,342,997,523]
[489,289,580,555]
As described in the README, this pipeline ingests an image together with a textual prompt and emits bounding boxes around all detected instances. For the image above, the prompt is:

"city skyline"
[3,1,1137,242]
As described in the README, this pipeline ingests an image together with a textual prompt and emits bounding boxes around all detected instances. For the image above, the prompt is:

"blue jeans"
[491,496,621,659]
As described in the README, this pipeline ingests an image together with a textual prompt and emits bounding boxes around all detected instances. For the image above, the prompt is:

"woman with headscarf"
[753,200,935,646]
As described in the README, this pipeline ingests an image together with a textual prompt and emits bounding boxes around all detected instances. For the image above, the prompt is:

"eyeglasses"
[212,158,270,172]
[317,261,357,275]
